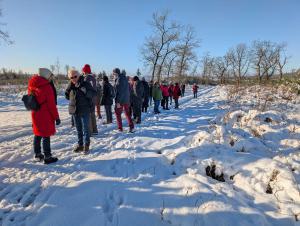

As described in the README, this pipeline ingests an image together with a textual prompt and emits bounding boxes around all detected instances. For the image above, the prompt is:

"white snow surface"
[0,86,299,226]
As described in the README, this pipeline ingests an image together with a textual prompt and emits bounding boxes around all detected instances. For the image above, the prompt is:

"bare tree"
[50,65,55,73]
[157,39,179,80]
[0,7,12,44]
[174,26,200,78]
[276,43,288,80]
[65,65,70,76]
[141,11,179,82]
[136,68,141,77]
[260,42,278,81]
[213,56,229,84]
[201,53,214,85]
[164,53,177,79]
[227,43,250,86]
[55,58,60,75]
[251,40,266,83]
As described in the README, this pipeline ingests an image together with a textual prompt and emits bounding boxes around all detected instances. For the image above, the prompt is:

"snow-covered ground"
[0,86,299,226]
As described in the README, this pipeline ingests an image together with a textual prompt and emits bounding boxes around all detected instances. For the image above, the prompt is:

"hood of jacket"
[28,75,49,90]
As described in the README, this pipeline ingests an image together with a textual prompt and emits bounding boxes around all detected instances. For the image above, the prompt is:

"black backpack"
[22,93,40,111]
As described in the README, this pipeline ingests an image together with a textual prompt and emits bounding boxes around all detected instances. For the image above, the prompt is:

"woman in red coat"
[28,68,60,164]
[172,83,181,109]
[160,83,170,110]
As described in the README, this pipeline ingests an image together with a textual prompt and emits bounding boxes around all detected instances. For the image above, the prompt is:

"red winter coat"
[192,85,199,92]
[172,85,181,99]
[28,75,59,137]
[160,85,169,97]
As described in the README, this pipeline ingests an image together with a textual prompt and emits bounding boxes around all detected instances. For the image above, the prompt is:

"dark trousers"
[71,115,75,127]
[74,113,90,146]
[193,91,197,98]
[174,98,179,108]
[104,105,112,123]
[142,106,148,112]
[133,103,142,123]
[169,96,173,105]
[154,100,160,113]
[89,105,98,134]
[182,90,185,97]
[162,96,169,109]
[34,136,51,158]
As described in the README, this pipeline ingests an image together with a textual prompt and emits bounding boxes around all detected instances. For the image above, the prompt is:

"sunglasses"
[70,76,78,79]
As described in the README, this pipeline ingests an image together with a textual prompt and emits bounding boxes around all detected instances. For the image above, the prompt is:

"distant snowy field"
[0,86,299,226]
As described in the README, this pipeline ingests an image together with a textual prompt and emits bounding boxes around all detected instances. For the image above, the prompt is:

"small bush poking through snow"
[205,162,225,182]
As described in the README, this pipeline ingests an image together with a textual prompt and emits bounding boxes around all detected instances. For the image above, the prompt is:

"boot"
[73,145,84,153]
[34,153,44,162]
[44,156,58,164]
[84,145,90,155]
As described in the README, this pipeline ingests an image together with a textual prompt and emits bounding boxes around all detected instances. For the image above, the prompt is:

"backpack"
[22,93,40,111]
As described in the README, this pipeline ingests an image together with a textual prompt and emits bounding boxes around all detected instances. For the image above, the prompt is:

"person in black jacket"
[65,69,96,154]
[141,77,149,113]
[101,75,113,124]
[132,76,144,124]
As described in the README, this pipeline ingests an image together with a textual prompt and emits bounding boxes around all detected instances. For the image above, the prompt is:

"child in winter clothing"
[28,68,60,164]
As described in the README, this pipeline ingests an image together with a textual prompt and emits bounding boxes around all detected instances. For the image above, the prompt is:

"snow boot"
[129,128,135,133]
[74,145,84,153]
[44,156,58,164]
[34,153,44,162]
[84,145,90,155]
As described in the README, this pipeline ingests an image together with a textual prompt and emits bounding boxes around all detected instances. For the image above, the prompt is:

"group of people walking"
[26,65,198,164]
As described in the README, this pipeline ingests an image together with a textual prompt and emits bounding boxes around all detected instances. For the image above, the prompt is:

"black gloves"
[56,118,61,125]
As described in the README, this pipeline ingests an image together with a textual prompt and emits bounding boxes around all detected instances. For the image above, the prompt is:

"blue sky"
[0,0,299,75]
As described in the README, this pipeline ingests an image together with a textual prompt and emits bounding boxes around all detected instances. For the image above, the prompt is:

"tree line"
[141,11,298,86]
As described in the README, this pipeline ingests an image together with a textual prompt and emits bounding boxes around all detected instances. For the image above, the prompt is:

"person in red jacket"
[172,82,181,109]
[192,83,199,98]
[28,68,60,164]
[160,82,169,110]
[168,82,174,106]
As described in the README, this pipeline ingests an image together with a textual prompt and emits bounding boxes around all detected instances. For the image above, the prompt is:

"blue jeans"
[154,100,160,113]
[74,113,90,146]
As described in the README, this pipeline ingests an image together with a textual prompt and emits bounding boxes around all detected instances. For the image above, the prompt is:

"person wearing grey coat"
[113,68,134,132]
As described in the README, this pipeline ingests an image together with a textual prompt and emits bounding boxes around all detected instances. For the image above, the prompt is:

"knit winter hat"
[82,64,92,74]
[38,68,53,79]
[103,75,109,82]
[113,68,120,75]
[133,76,139,81]
[68,69,80,79]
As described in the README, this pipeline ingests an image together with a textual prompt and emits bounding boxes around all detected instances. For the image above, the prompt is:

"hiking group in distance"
[24,64,200,164]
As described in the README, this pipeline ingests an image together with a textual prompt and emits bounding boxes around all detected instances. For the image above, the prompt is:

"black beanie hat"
[103,75,109,82]
[113,68,120,75]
